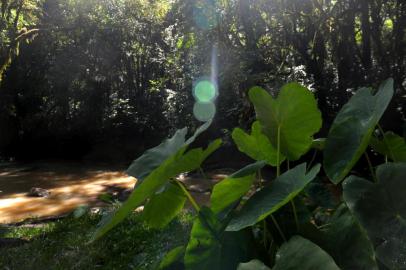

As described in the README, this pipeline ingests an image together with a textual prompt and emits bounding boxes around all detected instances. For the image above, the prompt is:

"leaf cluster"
[92,79,406,270]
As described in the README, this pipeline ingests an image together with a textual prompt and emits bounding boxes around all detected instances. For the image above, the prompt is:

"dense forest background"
[1,0,405,163]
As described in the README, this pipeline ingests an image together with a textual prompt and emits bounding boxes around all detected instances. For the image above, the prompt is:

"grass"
[0,209,193,270]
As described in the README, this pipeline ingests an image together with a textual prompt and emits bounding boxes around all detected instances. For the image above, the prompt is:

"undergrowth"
[0,211,192,270]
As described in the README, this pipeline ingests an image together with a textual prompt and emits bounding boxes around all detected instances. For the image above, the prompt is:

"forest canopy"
[1,0,405,161]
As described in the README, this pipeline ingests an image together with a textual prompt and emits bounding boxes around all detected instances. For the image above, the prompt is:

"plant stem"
[377,123,385,136]
[258,169,268,247]
[270,214,286,242]
[276,128,299,232]
[271,126,287,242]
[291,200,299,231]
[308,149,317,170]
[199,167,208,179]
[263,220,267,247]
[175,180,200,212]
[364,152,377,182]
[258,169,263,188]
[377,124,391,163]
[276,126,281,177]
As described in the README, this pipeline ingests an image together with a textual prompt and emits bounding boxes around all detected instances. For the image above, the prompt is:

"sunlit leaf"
[142,182,186,229]
[249,83,322,160]
[127,120,212,181]
[92,139,221,240]
[210,161,266,215]
[232,121,284,166]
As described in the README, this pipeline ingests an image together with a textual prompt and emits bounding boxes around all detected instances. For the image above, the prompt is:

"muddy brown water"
[0,162,135,223]
[0,162,230,224]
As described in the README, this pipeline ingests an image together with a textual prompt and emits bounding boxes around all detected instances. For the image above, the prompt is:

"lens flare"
[193,101,216,122]
[193,80,217,102]
[192,46,218,122]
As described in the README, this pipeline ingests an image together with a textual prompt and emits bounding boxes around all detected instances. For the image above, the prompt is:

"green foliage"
[0,1,39,80]
[321,205,378,270]
[184,208,258,270]
[142,182,187,229]
[184,207,223,270]
[249,83,322,161]
[92,122,221,240]
[311,138,326,151]
[272,236,340,270]
[127,120,212,181]
[210,165,258,215]
[158,245,185,270]
[126,128,188,181]
[324,79,394,183]
[1,212,192,270]
[3,0,406,162]
[370,131,406,162]
[91,79,402,269]
[237,259,270,270]
[343,163,406,269]
[227,163,320,231]
[232,121,283,166]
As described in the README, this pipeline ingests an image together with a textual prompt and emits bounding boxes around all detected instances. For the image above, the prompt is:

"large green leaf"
[324,79,394,184]
[321,204,378,270]
[127,120,212,180]
[126,128,188,180]
[158,245,185,270]
[272,236,340,270]
[343,163,406,269]
[227,163,320,231]
[370,131,406,162]
[184,207,223,270]
[184,207,256,270]
[232,121,283,166]
[238,237,340,270]
[220,230,258,270]
[237,260,270,270]
[249,83,322,160]
[184,120,213,145]
[92,139,221,240]
[142,182,186,229]
[210,161,266,215]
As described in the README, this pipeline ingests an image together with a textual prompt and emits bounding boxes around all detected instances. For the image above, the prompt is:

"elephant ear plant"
[92,79,404,270]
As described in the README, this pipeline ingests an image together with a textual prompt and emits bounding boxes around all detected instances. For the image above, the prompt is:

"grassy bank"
[0,210,192,270]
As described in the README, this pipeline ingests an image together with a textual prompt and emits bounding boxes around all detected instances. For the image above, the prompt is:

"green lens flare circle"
[193,80,217,102]
[193,101,216,122]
